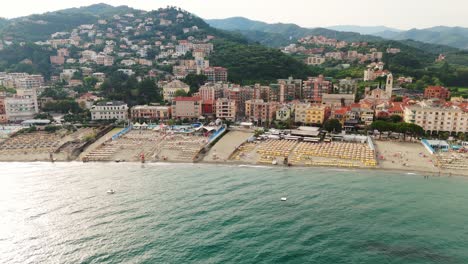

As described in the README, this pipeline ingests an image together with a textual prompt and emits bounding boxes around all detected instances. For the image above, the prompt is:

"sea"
[1,162,467,264]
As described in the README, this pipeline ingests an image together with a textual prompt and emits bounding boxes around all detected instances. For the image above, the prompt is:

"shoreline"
[0,159,465,178]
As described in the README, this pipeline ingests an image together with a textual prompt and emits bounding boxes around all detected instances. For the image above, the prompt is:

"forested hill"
[0,4,315,83]
[0,4,141,42]
[207,17,383,47]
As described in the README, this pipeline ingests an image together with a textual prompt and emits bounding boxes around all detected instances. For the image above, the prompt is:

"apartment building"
[277,77,302,102]
[424,86,450,100]
[203,67,228,83]
[215,98,236,121]
[5,96,39,121]
[302,75,333,103]
[171,96,203,119]
[198,83,226,101]
[225,86,254,117]
[404,101,468,133]
[245,99,278,123]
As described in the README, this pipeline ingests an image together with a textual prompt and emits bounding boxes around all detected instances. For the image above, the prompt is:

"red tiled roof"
[333,107,350,115]
[388,104,404,113]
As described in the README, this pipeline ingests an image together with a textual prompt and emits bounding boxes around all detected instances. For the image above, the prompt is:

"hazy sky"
[0,0,466,30]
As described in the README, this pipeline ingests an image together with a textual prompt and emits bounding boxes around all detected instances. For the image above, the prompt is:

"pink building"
[245,99,278,124]
[171,96,203,119]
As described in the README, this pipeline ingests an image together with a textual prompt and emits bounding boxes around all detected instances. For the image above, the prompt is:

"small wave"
[238,165,271,169]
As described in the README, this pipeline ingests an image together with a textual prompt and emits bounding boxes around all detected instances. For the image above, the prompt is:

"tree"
[323,119,342,133]
[138,78,161,104]
[83,76,98,88]
[174,89,188,97]
[389,115,403,123]
[184,74,207,94]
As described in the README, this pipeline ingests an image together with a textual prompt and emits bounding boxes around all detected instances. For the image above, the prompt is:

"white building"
[117,69,135,76]
[5,96,39,121]
[404,101,468,133]
[90,101,129,121]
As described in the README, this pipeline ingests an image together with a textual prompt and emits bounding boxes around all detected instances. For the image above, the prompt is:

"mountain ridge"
[207,17,468,50]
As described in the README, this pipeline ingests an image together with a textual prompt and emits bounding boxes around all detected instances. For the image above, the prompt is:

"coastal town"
[0,6,467,176]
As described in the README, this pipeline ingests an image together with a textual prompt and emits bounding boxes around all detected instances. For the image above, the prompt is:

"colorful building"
[131,105,171,120]
[215,98,236,121]
[171,96,203,119]
[245,99,278,124]
[424,86,450,100]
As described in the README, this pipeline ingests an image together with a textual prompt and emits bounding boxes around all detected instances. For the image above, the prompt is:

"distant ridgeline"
[0,4,467,87]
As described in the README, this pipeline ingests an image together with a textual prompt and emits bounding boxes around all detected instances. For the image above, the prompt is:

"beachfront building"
[424,86,450,100]
[131,105,171,121]
[90,101,129,121]
[302,75,333,103]
[171,96,203,119]
[215,98,236,121]
[4,96,39,122]
[163,80,190,101]
[245,99,278,124]
[404,100,468,133]
[295,104,330,125]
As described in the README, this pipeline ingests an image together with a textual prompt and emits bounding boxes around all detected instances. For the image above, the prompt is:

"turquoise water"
[1,162,468,264]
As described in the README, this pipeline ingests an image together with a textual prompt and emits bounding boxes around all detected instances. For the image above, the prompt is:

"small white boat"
[281,197,287,201]
[107,189,115,194]
[272,160,278,165]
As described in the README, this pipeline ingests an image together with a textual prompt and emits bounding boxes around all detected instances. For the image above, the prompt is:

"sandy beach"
[203,130,253,163]
[0,128,102,162]
[1,129,467,177]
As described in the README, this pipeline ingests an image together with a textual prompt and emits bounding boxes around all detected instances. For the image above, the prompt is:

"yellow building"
[295,103,330,125]
[305,105,330,125]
